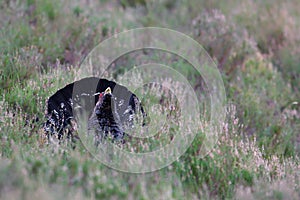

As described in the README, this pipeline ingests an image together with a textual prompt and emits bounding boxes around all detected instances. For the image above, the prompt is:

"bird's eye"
[99,93,103,99]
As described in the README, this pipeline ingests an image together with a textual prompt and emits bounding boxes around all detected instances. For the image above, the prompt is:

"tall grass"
[0,0,299,199]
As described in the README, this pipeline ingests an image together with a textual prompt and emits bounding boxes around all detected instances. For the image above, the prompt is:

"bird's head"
[95,87,114,114]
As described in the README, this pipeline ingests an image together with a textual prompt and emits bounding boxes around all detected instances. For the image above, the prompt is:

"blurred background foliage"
[0,0,299,199]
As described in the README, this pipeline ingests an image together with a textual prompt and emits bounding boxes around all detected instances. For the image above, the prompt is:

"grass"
[0,0,300,199]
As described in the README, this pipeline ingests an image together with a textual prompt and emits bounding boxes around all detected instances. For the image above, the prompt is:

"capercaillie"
[88,87,125,145]
[43,77,146,145]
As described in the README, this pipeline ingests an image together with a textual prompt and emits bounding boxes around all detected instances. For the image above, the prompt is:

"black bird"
[88,87,125,145]
[43,77,146,143]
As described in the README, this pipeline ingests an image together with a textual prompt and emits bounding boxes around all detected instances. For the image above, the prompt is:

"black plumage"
[44,77,146,143]
[88,87,125,145]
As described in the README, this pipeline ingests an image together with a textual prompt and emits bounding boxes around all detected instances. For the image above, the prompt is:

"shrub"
[192,9,257,74]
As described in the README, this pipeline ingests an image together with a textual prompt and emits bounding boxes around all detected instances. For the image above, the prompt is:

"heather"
[0,0,299,199]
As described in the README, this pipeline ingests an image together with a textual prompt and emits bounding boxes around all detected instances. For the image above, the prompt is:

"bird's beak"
[105,87,112,95]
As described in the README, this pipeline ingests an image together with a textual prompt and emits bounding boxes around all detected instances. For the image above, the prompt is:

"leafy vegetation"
[0,0,299,199]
